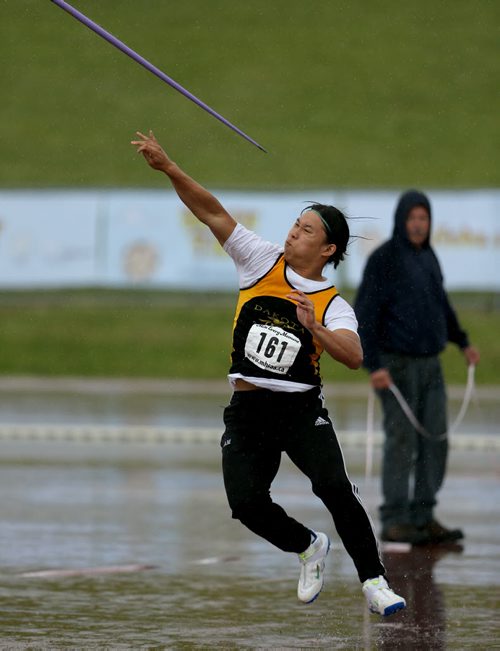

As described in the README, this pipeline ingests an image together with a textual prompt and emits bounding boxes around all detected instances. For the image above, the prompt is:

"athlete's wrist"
[163,160,181,177]
[307,321,323,337]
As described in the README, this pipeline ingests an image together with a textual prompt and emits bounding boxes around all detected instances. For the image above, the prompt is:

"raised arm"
[131,130,237,245]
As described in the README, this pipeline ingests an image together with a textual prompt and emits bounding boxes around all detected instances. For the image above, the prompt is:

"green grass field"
[1,1,499,189]
[1,289,498,385]
[1,3,498,384]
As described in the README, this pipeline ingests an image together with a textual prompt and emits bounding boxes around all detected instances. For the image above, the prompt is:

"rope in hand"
[364,365,476,483]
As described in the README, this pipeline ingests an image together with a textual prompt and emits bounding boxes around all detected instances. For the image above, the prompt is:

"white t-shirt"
[223,224,358,392]
[224,224,358,332]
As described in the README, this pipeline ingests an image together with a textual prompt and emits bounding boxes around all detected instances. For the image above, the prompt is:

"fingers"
[287,291,316,332]
[131,131,160,160]
[370,368,392,390]
[465,347,480,366]
[287,290,306,301]
[130,131,169,171]
[130,131,148,144]
[136,130,155,140]
[287,290,313,309]
[131,130,156,146]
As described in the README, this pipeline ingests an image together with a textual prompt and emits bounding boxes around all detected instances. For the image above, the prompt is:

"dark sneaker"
[418,519,464,543]
[381,523,431,545]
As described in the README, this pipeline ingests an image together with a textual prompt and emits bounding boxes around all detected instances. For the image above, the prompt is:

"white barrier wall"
[0,189,499,290]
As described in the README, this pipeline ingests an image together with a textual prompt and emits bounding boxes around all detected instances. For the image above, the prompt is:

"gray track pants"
[378,353,448,529]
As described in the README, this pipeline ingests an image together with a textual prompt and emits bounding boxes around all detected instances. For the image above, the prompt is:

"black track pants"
[221,387,385,583]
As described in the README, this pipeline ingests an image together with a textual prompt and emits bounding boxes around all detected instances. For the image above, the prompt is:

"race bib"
[244,324,301,375]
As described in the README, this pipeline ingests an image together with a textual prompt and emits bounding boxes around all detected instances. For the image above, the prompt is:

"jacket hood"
[393,189,432,247]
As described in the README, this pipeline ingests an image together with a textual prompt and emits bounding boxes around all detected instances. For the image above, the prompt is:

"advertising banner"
[0,189,498,290]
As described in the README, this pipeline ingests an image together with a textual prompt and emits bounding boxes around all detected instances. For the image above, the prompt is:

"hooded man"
[354,190,480,545]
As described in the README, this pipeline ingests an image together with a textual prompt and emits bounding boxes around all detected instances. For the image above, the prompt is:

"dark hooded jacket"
[354,190,469,372]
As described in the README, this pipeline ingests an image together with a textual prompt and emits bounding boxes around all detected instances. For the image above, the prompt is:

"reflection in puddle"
[376,544,464,649]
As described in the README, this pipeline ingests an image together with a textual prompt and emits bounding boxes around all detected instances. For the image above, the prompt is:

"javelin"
[49,0,267,152]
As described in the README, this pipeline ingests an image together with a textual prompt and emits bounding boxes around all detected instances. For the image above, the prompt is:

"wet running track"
[0,381,498,648]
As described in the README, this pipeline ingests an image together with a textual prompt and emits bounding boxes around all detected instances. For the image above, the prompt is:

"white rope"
[388,364,476,441]
[450,364,477,433]
[364,365,476,481]
[364,387,375,484]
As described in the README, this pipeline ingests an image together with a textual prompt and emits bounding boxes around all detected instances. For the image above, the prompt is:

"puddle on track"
[0,442,499,648]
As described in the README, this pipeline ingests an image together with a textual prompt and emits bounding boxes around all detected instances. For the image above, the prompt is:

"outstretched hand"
[131,130,172,171]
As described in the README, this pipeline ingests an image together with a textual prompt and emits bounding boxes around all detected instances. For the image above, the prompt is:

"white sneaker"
[297,532,330,603]
[362,575,406,616]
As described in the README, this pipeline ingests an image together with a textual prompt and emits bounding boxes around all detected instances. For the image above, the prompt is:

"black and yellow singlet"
[229,254,339,386]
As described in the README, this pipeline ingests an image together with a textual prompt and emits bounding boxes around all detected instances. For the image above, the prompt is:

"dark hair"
[302,203,350,268]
